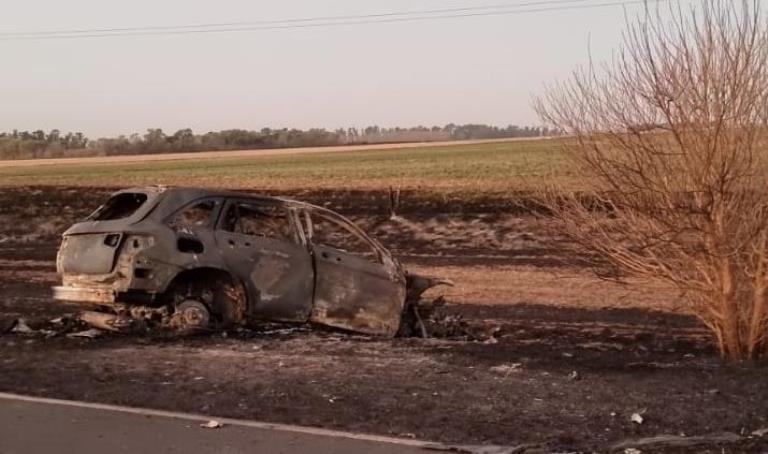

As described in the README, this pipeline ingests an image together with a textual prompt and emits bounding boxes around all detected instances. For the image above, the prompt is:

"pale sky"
[0,0,695,137]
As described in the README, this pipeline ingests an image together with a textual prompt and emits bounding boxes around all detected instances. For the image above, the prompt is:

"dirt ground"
[1,186,767,453]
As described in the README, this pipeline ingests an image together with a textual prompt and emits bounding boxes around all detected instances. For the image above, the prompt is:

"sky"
[0,0,696,137]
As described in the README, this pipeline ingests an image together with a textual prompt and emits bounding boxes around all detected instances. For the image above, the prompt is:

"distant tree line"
[0,130,89,159]
[0,124,556,160]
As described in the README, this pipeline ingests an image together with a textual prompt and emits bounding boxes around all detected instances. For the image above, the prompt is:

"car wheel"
[175,299,211,331]
[167,274,246,330]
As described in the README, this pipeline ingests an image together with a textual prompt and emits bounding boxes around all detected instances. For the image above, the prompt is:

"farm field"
[1,140,767,452]
[0,138,574,192]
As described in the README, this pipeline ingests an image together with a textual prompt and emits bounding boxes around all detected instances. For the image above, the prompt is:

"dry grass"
[411,264,681,312]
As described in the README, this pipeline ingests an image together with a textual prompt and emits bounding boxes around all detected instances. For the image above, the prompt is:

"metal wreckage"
[53,187,451,336]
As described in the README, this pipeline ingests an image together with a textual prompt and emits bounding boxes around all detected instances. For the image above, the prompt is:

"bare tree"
[534,1,768,360]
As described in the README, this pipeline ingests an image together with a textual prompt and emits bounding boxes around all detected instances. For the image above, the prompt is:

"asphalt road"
[0,393,432,454]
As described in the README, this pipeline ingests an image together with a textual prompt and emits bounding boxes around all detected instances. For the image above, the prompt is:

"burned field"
[1,186,768,453]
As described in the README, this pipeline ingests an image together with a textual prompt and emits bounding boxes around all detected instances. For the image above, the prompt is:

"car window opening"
[168,200,218,232]
[89,193,148,221]
[310,213,379,263]
[222,202,294,242]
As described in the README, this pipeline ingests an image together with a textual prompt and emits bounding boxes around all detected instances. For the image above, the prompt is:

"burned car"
[53,187,448,336]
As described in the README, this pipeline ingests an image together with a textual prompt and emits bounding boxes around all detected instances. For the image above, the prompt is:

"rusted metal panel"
[58,233,121,275]
[52,285,115,304]
[310,244,406,336]
[79,310,132,331]
[217,230,315,322]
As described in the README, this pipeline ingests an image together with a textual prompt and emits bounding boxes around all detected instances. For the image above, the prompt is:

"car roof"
[97,186,397,263]
[119,186,319,210]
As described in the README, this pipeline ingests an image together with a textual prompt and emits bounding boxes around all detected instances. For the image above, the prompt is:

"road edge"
[0,391,437,449]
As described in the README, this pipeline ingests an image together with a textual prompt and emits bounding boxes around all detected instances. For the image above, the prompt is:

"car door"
[303,209,406,336]
[215,199,314,322]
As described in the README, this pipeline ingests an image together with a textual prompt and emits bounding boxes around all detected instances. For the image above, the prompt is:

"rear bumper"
[53,286,158,306]
[52,286,116,304]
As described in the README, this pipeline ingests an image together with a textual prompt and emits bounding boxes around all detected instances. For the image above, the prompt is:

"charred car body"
[54,187,446,336]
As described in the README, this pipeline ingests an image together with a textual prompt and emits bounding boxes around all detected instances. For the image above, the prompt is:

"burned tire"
[165,271,246,330]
